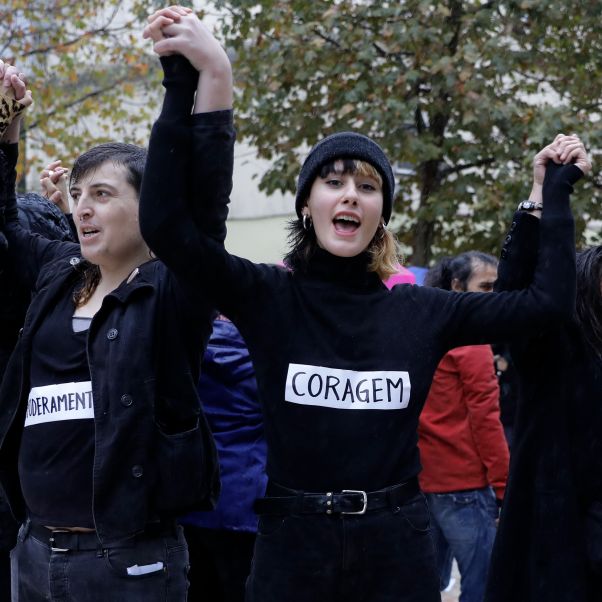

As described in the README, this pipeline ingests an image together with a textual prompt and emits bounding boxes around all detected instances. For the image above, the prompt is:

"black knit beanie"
[295,132,395,224]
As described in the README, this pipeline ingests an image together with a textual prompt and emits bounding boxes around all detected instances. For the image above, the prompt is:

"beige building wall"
[226,140,295,263]
[225,215,291,264]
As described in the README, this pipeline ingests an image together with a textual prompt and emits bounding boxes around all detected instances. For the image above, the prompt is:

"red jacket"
[418,345,509,499]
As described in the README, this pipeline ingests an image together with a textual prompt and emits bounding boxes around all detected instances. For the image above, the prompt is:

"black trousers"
[183,525,256,602]
[0,489,17,602]
[246,492,441,602]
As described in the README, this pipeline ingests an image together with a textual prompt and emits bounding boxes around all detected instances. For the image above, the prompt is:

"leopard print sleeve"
[0,93,26,140]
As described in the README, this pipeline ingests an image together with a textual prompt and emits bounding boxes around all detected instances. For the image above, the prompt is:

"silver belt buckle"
[341,489,368,515]
[49,530,71,553]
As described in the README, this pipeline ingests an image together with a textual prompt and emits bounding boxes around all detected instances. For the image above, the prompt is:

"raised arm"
[146,5,233,239]
[496,135,588,293]
[140,8,235,269]
[419,137,590,350]
[0,62,77,288]
[144,6,233,113]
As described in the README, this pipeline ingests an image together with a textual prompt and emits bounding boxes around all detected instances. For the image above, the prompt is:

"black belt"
[254,477,420,516]
[28,519,177,552]
[29,523,101,552]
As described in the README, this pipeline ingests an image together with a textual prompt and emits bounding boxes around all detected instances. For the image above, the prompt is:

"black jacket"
[0,193,74,380]
[486,208,602,601]
[0,56,230,543]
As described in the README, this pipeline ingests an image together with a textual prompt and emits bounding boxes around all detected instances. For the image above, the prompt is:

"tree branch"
[440,157,495,177]
[23,75,132,133]
[23,21,135,57]
[312,27,342,49]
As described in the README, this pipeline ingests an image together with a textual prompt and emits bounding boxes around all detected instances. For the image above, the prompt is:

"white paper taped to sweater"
[25,382,94,427]
[285,364,411,410]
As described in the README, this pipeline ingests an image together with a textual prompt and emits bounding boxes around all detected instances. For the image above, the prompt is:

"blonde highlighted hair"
[367,226,401,281]
[349,160,382,184]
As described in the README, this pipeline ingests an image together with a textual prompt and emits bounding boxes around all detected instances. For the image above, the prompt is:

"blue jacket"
[181,318,267,532]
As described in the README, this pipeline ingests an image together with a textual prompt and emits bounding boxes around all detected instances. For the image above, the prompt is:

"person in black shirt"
[0,18,230,600]
[485,135,601,602]
[141,9,589,602]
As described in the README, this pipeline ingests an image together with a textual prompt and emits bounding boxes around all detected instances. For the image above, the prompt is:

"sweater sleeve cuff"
[191,109,233,126]
[160,55,199,90]
[541,162,582,219]
[159,56,199,120]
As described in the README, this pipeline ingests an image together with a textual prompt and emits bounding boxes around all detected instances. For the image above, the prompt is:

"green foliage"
[1,0,162,186]
[215,0,602,263]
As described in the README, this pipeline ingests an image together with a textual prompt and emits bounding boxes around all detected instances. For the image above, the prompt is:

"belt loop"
[96,544,104,558]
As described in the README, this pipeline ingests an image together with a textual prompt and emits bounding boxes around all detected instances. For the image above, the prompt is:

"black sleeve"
[495,211,541,292]
[0,231,7,268]
[0,143,77,289]
[0,143,19,226]
[433,161,580,349]
[140,55,263,318]
[140,54,235,247]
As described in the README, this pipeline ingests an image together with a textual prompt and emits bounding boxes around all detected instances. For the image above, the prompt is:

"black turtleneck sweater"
[140,77,580,492]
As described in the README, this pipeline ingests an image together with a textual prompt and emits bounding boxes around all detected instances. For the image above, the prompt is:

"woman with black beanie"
[141,9,589,601]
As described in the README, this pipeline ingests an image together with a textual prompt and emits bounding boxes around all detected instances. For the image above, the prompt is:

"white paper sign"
[285,364,411,410]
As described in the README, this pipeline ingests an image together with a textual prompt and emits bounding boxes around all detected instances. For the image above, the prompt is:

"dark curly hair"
[425,251,498,291]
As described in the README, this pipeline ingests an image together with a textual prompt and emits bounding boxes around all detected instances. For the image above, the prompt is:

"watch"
[517,200,543,212]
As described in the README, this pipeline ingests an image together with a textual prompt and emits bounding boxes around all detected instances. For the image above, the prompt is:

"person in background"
[486,134,600,602]
[384,264,416,288]
[418,251,509,602]
[181,315,267,602]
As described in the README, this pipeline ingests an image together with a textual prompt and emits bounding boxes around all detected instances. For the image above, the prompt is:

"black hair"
[283,216,317,272]
[425,251,498,291]
[575,246,602,356]
[70,142,147,195]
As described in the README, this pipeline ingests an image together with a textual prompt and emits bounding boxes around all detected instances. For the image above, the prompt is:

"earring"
[302,215,312,231]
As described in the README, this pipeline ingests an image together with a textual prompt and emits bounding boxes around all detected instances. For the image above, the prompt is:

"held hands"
[532,134,591,186]
[143,6,230,75]
[40,160,70,214]
[143,6,232,113]
[528,134,591,206]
